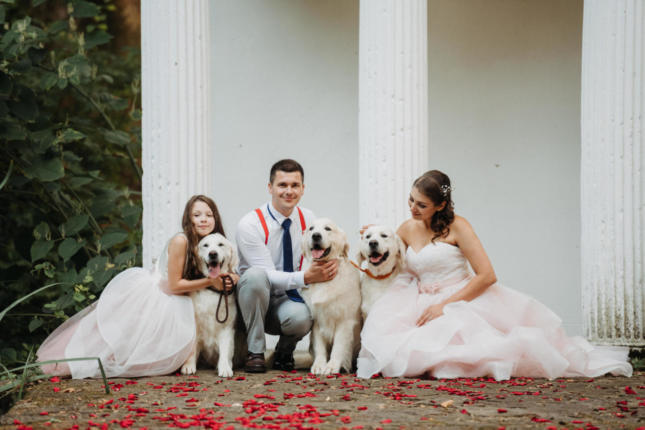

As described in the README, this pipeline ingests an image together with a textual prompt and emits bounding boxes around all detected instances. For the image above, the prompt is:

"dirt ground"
[2,362,644,430]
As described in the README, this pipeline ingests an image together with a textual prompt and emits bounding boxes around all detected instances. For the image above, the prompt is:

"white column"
[141,0,212,269]
[358,0,429,229]
[581,0,645,346]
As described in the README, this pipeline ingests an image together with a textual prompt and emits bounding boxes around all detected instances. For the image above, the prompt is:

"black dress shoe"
[273,350,295,371]
[244,352,266,373]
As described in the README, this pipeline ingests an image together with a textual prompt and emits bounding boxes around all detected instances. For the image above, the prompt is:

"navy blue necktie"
[282,218,303,302]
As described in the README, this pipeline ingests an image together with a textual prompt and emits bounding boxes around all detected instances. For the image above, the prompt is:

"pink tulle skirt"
[37,268,195,379]
[357,279,632,380]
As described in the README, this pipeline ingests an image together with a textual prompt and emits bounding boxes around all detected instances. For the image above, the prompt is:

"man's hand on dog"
[304,259,339,284]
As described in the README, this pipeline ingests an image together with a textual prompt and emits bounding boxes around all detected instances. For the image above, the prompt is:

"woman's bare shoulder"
[168,233,188,250]
[396,219,415,235]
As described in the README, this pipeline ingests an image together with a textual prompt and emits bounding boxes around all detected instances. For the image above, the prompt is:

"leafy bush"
[0,0,142,378]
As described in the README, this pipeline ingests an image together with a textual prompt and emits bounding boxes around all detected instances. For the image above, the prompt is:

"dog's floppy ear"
[395,234,407,270]
[355,248,366,265]
[228,242,240,273]
[355,228,367,265]
[338,228,350,258]
[301,233,311,260]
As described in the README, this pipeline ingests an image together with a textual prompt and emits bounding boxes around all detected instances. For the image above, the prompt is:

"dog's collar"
[350,260,397,280]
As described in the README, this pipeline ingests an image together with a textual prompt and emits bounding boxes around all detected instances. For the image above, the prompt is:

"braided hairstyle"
[412,170,455,242]
[181,195,226,280]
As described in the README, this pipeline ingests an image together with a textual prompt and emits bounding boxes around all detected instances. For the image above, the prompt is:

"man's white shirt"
[236,202,315,294]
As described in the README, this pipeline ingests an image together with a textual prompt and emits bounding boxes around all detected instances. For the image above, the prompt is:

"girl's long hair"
[413,170,455,242]
[181,195,225,280]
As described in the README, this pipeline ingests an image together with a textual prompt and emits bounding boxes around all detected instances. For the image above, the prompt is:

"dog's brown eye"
[324,227,331,231]
[381,234,388,238]
[218,243,224,247]
[203,243,209,247]
[366,234,371,239]
[309,226,313,231]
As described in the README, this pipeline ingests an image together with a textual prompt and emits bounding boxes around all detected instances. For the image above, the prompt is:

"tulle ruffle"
[37,267,195,379]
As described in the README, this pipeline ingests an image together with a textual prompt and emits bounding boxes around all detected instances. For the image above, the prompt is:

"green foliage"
[0,0,142,382]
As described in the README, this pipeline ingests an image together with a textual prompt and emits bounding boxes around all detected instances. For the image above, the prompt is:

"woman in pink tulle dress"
[37,195,237,379]
[357,170,632,380]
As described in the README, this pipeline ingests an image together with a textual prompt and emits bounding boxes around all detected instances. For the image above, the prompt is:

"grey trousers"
[237,267,312,354]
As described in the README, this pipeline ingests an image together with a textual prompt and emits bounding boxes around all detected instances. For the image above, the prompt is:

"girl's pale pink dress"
[37,235,195,379]
[357,242,632,380]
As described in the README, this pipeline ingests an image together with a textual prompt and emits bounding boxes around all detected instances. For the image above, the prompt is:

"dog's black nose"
[369,240,378,248]
[209,250,218,258]
[312,232,322,242]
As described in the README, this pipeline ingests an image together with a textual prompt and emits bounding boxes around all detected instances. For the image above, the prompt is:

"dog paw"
[311,359,328,375]
[181,363,196,375]
[218,366,234,378]
[323,360,341,375]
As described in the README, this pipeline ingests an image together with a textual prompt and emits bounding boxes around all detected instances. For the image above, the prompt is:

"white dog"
[356,225,406,319]
[300,218,361,375]
[180,233,239,377]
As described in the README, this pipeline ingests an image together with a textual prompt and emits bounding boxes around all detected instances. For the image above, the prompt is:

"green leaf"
[56,128,85,143]
[67,176,92,188]
[28,318,43,332]
[33,222,50,240]
[93,267,116,288]
[84,30,112,50]
[61,214,88,236]
[34,262,56,278]
[122,205,141,228]
[47,20,67,35]
[73,292,85,302]
[39,72,58,90]
[23,156,64,181]
[0,5,5,25]
[71,0,100,18]
[99,231,128,249]
[58,55,91,86]
[58,238,83,261]
[86,255,108,272]
[32,0,47,6]
[102,129,130,146]
[1,348,17,364]
[55,291,75,310]
[30,239,54,262]
[8,87,38,121]
[114,248,137,266]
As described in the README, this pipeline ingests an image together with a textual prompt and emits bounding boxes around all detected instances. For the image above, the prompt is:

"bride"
[356,170,632,380]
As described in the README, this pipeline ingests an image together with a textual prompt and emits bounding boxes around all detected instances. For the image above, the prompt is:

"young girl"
[357,171,632,380]
[37,195,238,378]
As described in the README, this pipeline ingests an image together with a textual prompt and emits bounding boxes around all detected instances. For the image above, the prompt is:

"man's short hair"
[269,159,304,184]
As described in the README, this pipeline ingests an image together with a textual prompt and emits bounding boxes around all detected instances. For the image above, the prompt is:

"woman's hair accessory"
[440,184,452,196]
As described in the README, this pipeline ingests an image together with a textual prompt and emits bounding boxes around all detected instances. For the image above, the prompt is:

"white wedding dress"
[37,234,195,379]
[357,241,633,380]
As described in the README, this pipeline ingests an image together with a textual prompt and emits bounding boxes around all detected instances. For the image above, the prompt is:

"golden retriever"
[356,225,406,319]
[180,233,240,377]
[300,218,361,375]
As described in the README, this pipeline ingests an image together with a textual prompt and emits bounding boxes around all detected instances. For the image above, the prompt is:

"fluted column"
[581,0,645,346]
[358,0,429,229]
[141,0,212,269]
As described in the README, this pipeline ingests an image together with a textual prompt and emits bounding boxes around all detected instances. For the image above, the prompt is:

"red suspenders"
[255,207,306,270]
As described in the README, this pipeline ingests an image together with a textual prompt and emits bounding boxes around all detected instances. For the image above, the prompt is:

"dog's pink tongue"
[370,255,382,263]
[311,249,325,259]
[208,264,221,279]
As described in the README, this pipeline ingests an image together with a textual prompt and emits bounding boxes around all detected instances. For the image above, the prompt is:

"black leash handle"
[215,275,235,323]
